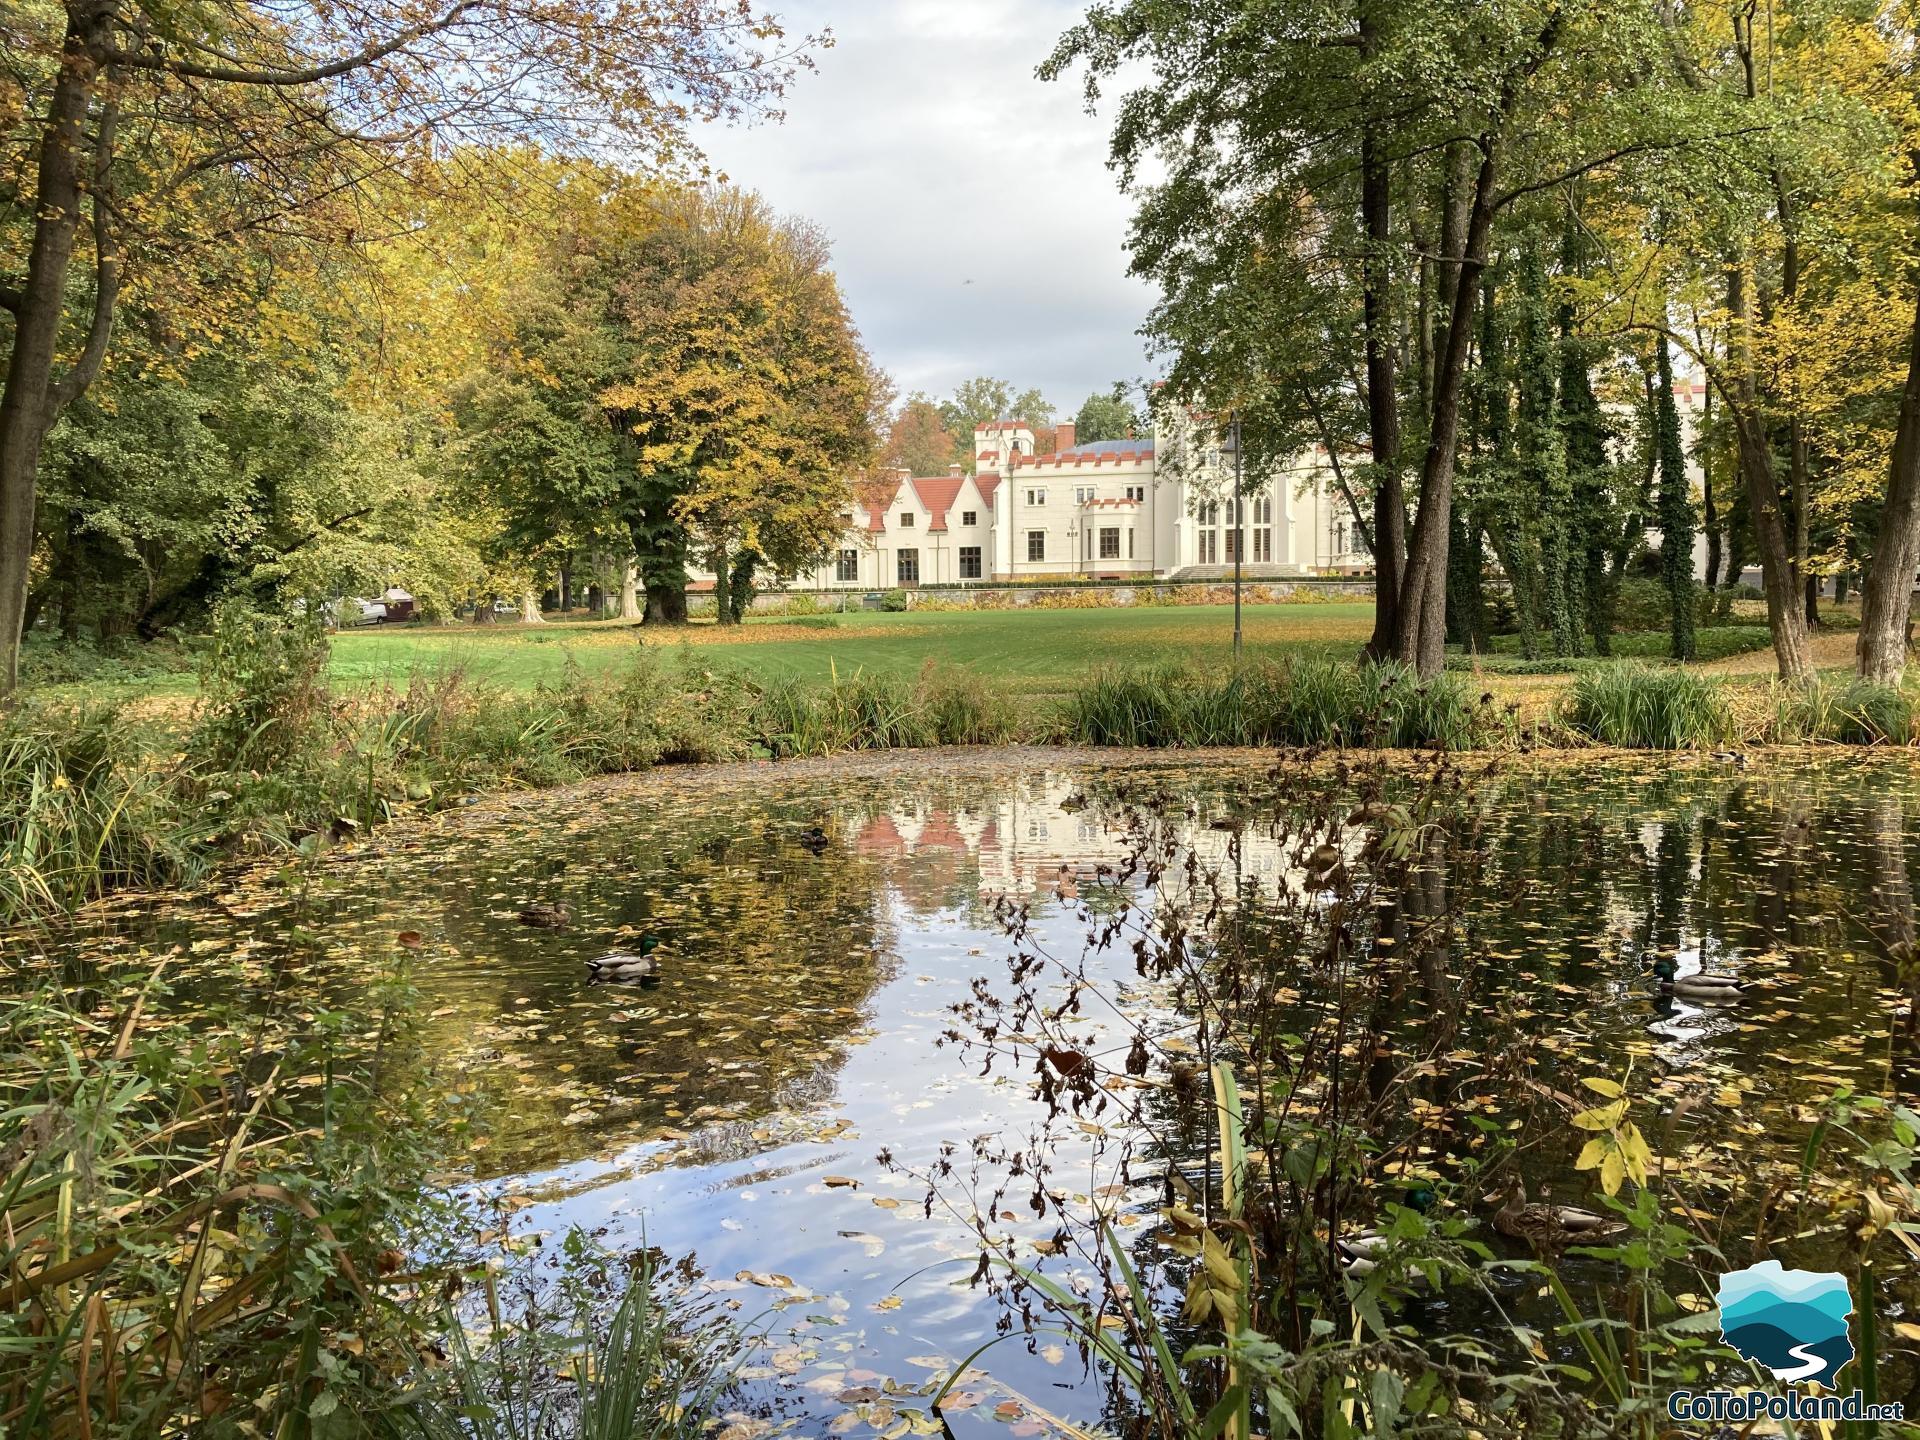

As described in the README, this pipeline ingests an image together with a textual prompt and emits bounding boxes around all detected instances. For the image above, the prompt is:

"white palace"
[791,414,1375,591]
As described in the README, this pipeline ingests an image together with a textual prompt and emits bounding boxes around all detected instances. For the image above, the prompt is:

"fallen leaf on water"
[823,1175,859,1189]
[735,1270,795,1289]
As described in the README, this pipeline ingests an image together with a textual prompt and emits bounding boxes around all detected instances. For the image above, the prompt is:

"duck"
[1493,1178,1623,1252]
[1337,1231,1389,1277]
[587,934,661,982]
[798,824,830,854]
[1651,952,1743,1001]
[518,902,572,929]
[1709,750,1749,769]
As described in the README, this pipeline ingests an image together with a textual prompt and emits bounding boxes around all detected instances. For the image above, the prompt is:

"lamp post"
[1231,412,1244,663]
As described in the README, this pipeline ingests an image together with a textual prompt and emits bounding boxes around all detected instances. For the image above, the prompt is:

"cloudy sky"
[693,0,1158,421]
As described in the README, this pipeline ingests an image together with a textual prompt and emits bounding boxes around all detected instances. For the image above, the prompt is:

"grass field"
[31,601,1801,715]
[325,604,1382,695]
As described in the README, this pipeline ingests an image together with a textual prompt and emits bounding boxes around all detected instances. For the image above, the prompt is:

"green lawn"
[324,603,1379,696]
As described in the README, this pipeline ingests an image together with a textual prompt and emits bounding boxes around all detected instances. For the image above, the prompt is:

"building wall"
[752,416,1373,592]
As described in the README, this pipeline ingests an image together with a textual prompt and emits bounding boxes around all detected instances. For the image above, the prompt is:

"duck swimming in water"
[587,933,661,982]
[1651,952,1743,1001]
[518,901,571,929]
[1493,1178,1623,1253]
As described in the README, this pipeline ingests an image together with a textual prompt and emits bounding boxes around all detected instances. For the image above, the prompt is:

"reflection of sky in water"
[120,752,1920,1431]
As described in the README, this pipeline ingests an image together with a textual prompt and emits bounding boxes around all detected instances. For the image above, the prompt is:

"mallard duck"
[587,935,660,982]
[1306,843,1344,886]
[1651,953,1743,1001]
[798,824,830,854]
[1709,750,1749,769]
[1671,972,1743,1001]
[1493,1179,1623,1251]
[1337,1231,1388,1276]
[518,902,571,929]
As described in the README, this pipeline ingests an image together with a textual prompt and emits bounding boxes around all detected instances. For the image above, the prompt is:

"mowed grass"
[325,604,1379,695]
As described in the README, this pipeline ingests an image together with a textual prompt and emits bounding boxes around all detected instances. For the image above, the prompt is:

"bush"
[187,600,331,773]
[880,588,910,612]
[1563,665,1731,748]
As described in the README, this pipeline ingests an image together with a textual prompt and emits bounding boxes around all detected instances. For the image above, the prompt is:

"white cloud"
[690,0,1158,419]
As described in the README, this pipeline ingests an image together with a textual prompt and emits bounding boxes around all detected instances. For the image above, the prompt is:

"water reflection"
[76,751,1920,1430]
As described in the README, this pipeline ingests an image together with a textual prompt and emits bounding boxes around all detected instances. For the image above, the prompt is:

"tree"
[1048,0,1716,675]
[603,187,878,624]
[0,0,816,693]
[1072,385,1140,445]
[885,395,957,475]
[938,378,1054,468]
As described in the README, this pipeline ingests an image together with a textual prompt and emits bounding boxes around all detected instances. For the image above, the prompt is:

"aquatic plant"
[1563,664,1731,748]
[395,1244,742,1440]
[1060,658,1489,749]
[0,938,447,1435]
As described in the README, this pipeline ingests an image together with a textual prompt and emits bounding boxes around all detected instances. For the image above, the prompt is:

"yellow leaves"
[1571,1075,1653,1196]
[1181,1229,1244,1330]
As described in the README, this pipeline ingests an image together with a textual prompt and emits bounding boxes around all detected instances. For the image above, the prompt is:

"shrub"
[1563,664,1730,748]
[880,588,911,612]
[187,600,331,773]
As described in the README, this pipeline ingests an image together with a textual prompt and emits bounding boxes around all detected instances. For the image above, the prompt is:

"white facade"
[790,416,1372,591]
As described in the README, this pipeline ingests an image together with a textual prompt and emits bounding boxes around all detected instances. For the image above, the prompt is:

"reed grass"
[1060,658,1490,750]
[1562,665,1731,748]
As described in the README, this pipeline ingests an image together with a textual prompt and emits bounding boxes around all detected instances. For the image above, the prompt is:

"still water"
[143,750,1920,1431]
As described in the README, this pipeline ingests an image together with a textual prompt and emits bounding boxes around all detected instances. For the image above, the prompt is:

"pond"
[85,747,1920,1433]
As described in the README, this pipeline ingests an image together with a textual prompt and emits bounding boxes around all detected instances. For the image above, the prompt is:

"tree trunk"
[1703,382,1723,590]
[728,552,757,623]
[518,591,544,624]
[712,541,733,626]
[1395,134,1500,677]
[1858,283,1920,684]
[1730,407,1812,681]
[0,10,115,697]
[618,558,641,619]
[1359,126,1406,662]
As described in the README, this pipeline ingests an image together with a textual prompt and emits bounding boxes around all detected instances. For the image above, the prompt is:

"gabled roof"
[974,472,1002,507]
[907,475,965,532]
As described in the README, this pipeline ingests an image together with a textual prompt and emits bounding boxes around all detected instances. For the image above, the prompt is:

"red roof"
[908,475,965,532]
[975,473,1002,507]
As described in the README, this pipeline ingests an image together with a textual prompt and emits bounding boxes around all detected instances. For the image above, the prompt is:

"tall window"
[1198,500,1220,525]
[1333,521,1347,555]
[1253,528,1272,563]
[959,546,982,579]
[836,549,858,582]
[1252,494,1273,524]
[1099,527,1121,559]
[897,549,919,583]
[1224,530,1241,563]
[1198,531,1217,564]
[1127,528,1135,559]
[1027,530,1046,562]
[961,510,977,526]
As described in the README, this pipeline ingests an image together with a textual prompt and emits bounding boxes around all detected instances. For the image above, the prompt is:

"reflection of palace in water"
[844,776,1296,908]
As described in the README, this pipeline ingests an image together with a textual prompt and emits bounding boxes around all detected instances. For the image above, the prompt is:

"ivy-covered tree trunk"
[728,552,758,624]
[1516,246,1577,658]
[1654,337,1697,660]
[1445,506,1488,652]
